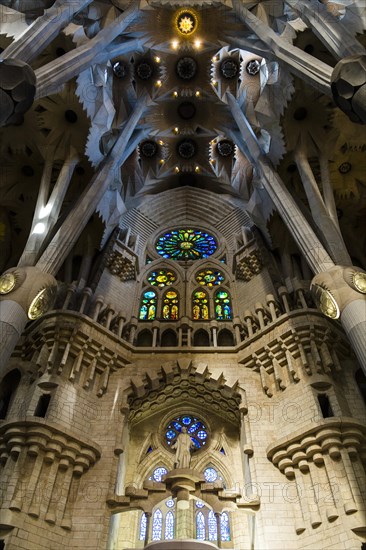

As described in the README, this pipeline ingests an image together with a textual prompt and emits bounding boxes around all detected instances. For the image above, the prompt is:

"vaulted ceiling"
[0,0,365,274]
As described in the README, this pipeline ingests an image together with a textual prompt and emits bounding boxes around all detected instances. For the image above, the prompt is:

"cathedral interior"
[0,0,366,549]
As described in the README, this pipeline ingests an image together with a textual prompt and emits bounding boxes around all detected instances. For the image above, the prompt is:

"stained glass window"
[195,268,224,287]
[192,289,209,320]
[214,289,232,320]
[148,269,177,287]
[162,290,179,320]
[196,511,206,540]
[165,511,174,540]
[152,509,163,540]
[152,467,168,482]
[208,510,217,541]
[139,513,147,540]
[165,415,208,450]
[220,512,231,541]
[166,499,175,508]
[204,467,218,482]
[139,290,157,320]
[156,229,217,261]
[196,501,205,508]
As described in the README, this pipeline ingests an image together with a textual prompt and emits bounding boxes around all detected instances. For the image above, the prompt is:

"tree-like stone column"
[1,0,94,63]
[34,0,142,99]
[230,0,333,95]
[285,0,366,60]
[0,94,151,370]
[227,93,366,369]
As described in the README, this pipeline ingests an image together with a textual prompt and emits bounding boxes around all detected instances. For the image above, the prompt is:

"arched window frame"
[139,513,147,541]
[152,509,163,541]
[214,287,233,321]
[164,510,174,540]
[139,288,158,321]
[139,499,176,543]
[161,288,180,320]
[192,288,210,320]
[194,501,231,544]
[196,511,206,540]
[220,511,231,542]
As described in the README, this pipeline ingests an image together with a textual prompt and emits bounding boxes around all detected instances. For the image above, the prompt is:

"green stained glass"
[148,269,177,287]
[193,289,209,320]
[156,229,217,261]
[214,289,232,320]
[195,268,224,287]
[139,290,157,320]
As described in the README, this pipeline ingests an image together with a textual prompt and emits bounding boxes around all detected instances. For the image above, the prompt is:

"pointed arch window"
[162,290,179,320]
[165,511,174,540]
[152,509,163,540]
[139,290,157,320]
[220,512,231,541]
[214,289,232,320]
[196,511,206,540]
[192,289,209,320]
[208,510,217,541]
[139,513,147,541]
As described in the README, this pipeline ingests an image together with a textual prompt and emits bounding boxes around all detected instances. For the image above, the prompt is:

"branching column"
[227,93,366,369]
[1,0,94,63]
[0,96,151,371]
[231,0,333,95]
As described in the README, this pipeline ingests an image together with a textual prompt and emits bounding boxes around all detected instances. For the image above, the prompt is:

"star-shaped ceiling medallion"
[175,10,198,36]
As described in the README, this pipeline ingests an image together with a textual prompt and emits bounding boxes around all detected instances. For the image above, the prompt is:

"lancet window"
[162,289,179,320]
[214,289,232,320]
[139,290,157,320]
[192,289,209,320]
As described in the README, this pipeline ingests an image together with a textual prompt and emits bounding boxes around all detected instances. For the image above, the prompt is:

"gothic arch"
[193,329,210,346]
[160,329,178,347]
[128,360,241,428]
[136,329,153,347]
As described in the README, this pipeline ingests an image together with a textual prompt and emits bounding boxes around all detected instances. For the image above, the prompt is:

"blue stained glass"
[153,467,168,482]
[166,499,174,508]
[139,289,157,320]
[204,467,218,482]
[165,416,208,449]
[165,511,174,540]
[196,511,205,540]
[220,512,230,541]
[155,229,217,261]
[188,422,201,432]
[208,510,217,541]
[214,288,232,321]
[139,513,147,540]
[196,501,205,508]
[152,509,163,540]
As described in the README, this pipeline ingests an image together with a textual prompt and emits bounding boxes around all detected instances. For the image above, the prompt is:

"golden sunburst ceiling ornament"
[175,10,198,36]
